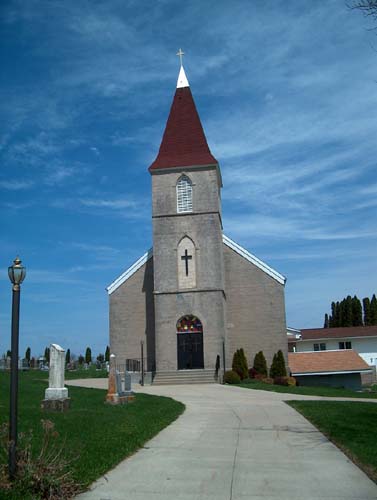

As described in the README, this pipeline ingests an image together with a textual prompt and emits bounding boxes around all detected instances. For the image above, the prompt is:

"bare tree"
[349,1,377,21]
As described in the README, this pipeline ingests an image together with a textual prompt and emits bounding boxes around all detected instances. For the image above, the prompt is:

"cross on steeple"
[176,48,184,66]
[181,249,192,276]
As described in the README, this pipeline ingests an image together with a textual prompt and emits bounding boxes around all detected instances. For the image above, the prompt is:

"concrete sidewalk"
[72,381,377,500]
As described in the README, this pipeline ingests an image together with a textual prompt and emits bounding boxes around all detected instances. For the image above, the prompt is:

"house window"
[339,341,352,350]
[314,343,326,351]
[177,175,193,213]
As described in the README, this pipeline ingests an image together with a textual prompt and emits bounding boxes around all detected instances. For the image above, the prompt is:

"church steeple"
[148,61,218,171]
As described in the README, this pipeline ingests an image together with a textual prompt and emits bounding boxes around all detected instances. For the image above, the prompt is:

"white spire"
[177,65,189,88]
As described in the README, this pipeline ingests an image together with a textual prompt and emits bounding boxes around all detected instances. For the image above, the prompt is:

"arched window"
[176,175,193,213]
[176,315,203,333]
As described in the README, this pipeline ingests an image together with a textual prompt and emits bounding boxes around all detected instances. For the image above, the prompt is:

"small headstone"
[124,371,131,392]
[41,344,70,412]
[105,354,134,405]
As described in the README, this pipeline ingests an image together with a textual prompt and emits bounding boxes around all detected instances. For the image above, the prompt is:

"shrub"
[248,367,257,378]
[269,350,287,378]
[253,351,268,377]
[274,376,289,386]
[224,370,241,384]
[286,376,296,386]
[232,349,248,380]
[242,378,254,384]
[262,377,274,384]
[254,372,265,381]
[0,420,80,499]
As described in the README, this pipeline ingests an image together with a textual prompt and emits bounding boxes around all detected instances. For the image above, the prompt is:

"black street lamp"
[8,256,26,480]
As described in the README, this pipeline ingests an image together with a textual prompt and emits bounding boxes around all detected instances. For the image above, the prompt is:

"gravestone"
[106,354,134,405]
[41,344,70,412]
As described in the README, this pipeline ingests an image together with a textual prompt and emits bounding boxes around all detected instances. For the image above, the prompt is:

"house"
[288,350,373,390]
[287,325,377,386]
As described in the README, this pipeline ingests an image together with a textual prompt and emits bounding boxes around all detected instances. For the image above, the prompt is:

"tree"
[352,296,363,326]
[371,294,377,325]
[232,349,248,380]
[97,353,104,363]
[363,297,371,325]
[85,347,92,364]
[269,350,287,378]
[65,348,71,365]
[253,351,268,377]
[105,345,110,362]
[78,354,84,365]
[323,314,329,329]
[6,350,11,358]
[25,347,31,363]
[343,296,353,327]
[44,347,50,364]
[349,1,377,21]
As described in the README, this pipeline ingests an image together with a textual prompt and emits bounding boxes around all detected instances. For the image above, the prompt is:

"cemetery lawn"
[0,371,184,498]
[237,379,377,398]
[288,401,377,483]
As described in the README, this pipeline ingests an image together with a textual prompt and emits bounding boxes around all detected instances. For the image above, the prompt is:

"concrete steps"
[153,369,219,385]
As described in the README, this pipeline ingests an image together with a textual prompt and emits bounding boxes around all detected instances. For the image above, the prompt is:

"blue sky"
[1,1,376,359]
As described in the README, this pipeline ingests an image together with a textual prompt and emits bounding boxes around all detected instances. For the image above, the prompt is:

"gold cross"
[176,48,184,66]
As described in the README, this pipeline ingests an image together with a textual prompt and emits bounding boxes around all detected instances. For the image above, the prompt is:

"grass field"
[237,379,377,398]
[288,400,377,483]
[0,371,184,499]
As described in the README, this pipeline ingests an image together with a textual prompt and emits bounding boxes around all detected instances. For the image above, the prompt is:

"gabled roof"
[148,65,218,171]
[106,248,152,295]
[288,326,377,342]
[223,235,286,285]
[288,350,371,376]
[106,235,285,295]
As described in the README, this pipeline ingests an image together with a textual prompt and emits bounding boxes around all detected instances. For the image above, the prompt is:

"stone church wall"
[154,290,226,372]
[224,244,287,370]
[109,258,155,371]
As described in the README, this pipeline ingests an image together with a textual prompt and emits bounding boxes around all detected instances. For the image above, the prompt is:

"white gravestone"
[45,344,68,400]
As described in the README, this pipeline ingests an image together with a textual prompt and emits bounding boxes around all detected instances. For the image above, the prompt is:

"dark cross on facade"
[181,249,192,276]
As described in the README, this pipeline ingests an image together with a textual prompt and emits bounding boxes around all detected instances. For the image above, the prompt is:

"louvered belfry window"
[177,175,193,213]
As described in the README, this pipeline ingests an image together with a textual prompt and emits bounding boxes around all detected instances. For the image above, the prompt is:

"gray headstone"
[116,372,123,395]
[44,344,68,400]
[124,371,131,391]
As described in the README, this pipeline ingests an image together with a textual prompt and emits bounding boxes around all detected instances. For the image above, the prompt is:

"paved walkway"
[70,380,377,500]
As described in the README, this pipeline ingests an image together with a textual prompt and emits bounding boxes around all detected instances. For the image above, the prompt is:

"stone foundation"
[41,398,70,412]
[106,392,135,405]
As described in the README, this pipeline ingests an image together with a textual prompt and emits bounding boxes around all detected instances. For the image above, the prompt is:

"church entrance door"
[176,315,204,370]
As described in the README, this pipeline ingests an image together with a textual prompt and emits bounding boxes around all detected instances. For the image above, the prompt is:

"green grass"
[64,366,108,379]
[236,379,377,398]
[288,400,377,483]
[0,371,184,498]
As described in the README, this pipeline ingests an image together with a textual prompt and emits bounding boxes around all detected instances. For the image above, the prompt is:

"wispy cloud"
[79,198,138,209]
[0,179,34,190]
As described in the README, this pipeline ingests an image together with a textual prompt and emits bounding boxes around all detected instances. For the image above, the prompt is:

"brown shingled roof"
[298,325,377,341]
[149,86,218,171]
[288,350,371,375]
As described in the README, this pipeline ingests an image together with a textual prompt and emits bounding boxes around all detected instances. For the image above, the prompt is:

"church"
[107,61,287,383]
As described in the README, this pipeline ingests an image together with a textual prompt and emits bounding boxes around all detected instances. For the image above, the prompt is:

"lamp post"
[8,256,26,480]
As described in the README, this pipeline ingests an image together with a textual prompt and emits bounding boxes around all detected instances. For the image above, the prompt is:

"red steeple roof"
[149,69,218,171]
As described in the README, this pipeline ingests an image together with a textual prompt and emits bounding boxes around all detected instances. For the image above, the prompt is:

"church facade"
[107,65,287,379]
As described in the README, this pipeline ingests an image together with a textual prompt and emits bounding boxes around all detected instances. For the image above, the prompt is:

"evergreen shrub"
[232,349,248,380]
[253,351,268,377]
[269,350,287,378]
[224,370,241,384]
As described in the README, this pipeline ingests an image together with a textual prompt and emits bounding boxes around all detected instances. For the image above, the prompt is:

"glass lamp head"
[8,256,26,286]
